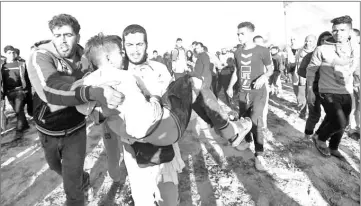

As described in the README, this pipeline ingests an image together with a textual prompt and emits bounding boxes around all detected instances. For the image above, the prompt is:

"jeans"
[238,88,267,155]
[6,89,29,131]
[305,90,322,135]
[211,74,218,98]
[39,126,89,206]
[317,93,352,150]
[103,122,123,182]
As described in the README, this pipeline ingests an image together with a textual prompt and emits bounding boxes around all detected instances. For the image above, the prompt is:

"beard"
[56,43,76,58]
[125,51,148,66]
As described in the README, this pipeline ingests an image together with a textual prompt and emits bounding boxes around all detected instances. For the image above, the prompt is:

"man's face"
[124,32,147,64]
[270,48,278,55]
[4,50,15,62]
[304,36,316,50]
[153,51,158,57]
[237,27,252,45]
[291,37,296,46]
[254,37,264,46]
[176,40,182,48]
[107,45,123,70]
[195,44,203,53]
[332,23,351,43]
[52,25,79,58]
[221,48,227,54]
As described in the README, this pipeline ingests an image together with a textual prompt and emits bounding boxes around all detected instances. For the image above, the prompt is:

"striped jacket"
[27,40,92,134]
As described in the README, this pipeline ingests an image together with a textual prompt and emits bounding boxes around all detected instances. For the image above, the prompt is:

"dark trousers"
[7,89,29,131]
[317,93,352,150]
[39,126,89,206]
[305,90,322,135]
[217,73,232,105]
[238,88,267,155]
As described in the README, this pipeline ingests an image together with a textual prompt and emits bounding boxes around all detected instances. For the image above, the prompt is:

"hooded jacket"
[27,40,91,134]
[306,38,358,95]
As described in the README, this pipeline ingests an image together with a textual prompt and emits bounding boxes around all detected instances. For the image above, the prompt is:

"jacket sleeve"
[27,49,91,106]
[306,47,322,85]
[297,52,312,78]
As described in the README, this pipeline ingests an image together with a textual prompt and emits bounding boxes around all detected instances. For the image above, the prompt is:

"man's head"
[191,41,198,49]
[270,46,279,55]
[331,15,352,43]
[195,42,204,54]
[153,50,158,58]
[253,35,264,46]
[176,38,183,48]
[14,48,20,58]
[317,31,332,46]
[237,22,255,45]
[221,48,227,54]
[304,35,317,50]
[123,24,148,65]
[84,33,123,70]
[4,45,16,62]
[48,14,81,58]
[351,28,360,44]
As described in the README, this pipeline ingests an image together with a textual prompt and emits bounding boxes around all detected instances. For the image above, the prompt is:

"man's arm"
[28,50,92,106]
[306,47,322,89]
[253,49,274,89]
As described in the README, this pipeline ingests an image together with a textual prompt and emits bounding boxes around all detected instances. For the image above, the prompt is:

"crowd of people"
[0,13,359,206]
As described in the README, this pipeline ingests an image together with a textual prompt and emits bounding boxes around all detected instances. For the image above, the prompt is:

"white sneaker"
[235,141,251,151]
[255,155,268,171]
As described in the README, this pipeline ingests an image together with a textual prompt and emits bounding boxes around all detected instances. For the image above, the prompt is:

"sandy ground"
[1,83,360,206]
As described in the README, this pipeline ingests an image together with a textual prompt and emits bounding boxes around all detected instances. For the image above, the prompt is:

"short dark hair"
[353,28,360,36]
[176,38,182,42]
[84,33,123,70]
[317,31,332,46]
[123,24,148,45]
[203,46,208,52]
[331,15,352,27]
[237,22,255,32]
[4,45,15,53]
[196,42,204,48]
[153,50,158,54]
[192,41,198,46]
[14,48,20,56]
[48,14,81,35]
[253,35,263,41]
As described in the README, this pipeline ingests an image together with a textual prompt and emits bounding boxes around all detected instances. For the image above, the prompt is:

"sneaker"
[330,149,346,161]
[235,141,251,151]
[228,117,252,147]
[312,135,330,157]
[255,155,268,171]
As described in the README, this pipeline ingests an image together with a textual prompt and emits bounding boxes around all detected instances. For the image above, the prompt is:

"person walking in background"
[298,31,332,140]
[186,50,195,72]
[171,38,189,80]
[1,45,31,139]
[269,46,285,97]
[294,35,317,119]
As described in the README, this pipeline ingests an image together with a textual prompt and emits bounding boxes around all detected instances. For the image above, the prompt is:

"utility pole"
[283,2,291,50]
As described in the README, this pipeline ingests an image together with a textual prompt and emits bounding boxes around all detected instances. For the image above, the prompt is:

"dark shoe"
[330,149,346,161]
[14,131,24,140]
[228,117,252,147]
[312,135,330,157]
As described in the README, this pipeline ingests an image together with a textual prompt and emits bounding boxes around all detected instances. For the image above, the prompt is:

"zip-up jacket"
[27,40,91,134]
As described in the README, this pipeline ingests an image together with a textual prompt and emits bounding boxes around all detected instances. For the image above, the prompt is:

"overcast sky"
[1,2,359,59]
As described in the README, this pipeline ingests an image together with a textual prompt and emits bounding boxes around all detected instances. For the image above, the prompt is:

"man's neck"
[243,42,256,50]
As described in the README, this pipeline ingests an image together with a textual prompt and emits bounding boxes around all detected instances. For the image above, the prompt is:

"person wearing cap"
[1,45,31,139]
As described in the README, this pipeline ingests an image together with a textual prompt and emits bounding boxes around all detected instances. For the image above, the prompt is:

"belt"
[35,120,86,137]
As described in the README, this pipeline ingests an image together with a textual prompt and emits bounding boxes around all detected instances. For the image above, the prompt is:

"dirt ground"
[1,83,360,206]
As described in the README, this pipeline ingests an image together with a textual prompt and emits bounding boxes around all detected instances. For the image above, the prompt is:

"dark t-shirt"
[234,45,272,92]
[2,61,22,91]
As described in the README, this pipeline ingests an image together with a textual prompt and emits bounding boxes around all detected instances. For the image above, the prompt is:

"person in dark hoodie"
[151,50,165,65]
[26,14,124,206]
[307,15,358,160]
[298,31,332,140]
[1,45,31,139]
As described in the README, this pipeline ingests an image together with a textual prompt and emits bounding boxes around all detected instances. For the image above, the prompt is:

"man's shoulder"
[148,59,168,69]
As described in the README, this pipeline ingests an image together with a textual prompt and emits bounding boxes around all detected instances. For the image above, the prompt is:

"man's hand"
[226,87,234,98]
[253,75,268,90]
[307,89,316,106]
[90,82,125,109]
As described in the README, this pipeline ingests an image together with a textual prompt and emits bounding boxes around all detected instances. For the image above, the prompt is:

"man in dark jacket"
[27,14,124,206]
[1,45,31,138]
